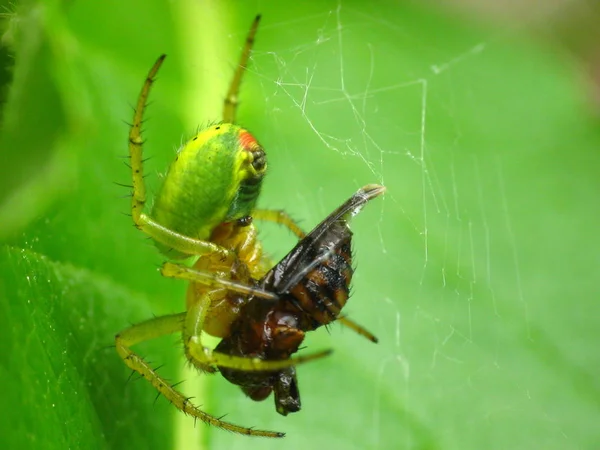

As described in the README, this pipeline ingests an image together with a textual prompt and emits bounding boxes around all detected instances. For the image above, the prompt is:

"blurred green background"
[1,0,598,449]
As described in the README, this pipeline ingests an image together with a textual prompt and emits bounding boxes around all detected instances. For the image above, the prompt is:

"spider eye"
[236,216,253,227]
[251,148,266,172]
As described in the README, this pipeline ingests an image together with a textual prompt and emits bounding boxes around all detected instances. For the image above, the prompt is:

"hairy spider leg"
[253,209,306,239]
[220,15,308,240]
[222,14,308,240]
[128,54,234,259]
[223,14,261,123]
[161,261,279,300]
[115,313,285,438]
[337,316,378,343]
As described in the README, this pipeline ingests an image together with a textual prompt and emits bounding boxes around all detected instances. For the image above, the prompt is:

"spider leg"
[115,313,284,438]
[141,215,237,258]
[129,55,235,258]
[129,55,164,228]
[337,316,379,343]
[182,291,332,372]
[222,15,261,123]
[161,261,279,301]
[253,208,306,239]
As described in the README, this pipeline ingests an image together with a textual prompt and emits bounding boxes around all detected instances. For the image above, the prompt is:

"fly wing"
[262,184,385,295]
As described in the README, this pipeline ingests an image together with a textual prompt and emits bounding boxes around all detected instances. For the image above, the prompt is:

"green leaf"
[0,246,178,449]
[1,1,598,449]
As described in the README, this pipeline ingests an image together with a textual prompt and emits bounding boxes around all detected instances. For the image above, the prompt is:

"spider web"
[172,2,588,450]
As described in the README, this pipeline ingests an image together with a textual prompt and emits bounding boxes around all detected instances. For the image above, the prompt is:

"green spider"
[115,15,380,438]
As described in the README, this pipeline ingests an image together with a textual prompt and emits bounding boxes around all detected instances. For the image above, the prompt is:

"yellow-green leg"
[115,313,283,437]
[223,15,261,123]
[161,261,279,301]
[220,14,306,242]
[253,209,306,239]
[337,316,379,343]
[128,55,236,259]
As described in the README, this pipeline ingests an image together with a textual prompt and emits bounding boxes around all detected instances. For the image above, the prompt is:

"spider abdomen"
[151,124,267,258]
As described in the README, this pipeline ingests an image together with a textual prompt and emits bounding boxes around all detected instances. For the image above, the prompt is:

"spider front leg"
[128,54,236,259]
[223,15,261,123]
[161,261,278,300]
[114,314,284,438]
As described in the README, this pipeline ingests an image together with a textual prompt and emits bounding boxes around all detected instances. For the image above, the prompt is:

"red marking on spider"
[239,130,258,151]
